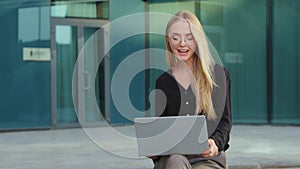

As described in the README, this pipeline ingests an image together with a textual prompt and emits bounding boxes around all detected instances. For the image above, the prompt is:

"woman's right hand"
[201,138,219,158]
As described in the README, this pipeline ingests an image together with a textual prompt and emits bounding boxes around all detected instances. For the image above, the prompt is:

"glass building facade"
[0,0,299,130]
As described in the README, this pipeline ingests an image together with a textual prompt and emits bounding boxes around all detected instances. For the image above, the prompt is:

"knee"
[166,155,191,169]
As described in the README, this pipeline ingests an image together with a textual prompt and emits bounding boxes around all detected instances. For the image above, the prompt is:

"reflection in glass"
[83,27,105,122]
[56,25,78,123]
[51,0,109,19]
[18,6,50,42]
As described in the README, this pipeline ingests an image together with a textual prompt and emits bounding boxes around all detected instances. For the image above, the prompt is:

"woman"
[152,11,232,169]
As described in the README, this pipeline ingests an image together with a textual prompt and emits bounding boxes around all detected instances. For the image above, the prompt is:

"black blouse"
[155,65,232,152]
[155,70,196,117]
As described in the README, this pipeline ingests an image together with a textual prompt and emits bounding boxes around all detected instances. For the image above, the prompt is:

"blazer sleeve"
[209,68,232,152]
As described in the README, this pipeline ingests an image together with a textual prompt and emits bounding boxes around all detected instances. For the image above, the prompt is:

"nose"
[179,38,187,46]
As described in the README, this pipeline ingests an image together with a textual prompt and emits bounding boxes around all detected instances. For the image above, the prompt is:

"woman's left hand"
[201,138,219,158]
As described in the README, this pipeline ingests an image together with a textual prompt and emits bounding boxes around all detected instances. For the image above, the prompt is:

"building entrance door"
[50,18,109,128]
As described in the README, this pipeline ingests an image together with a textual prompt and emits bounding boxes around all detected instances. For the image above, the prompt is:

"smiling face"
[168,19,197,66]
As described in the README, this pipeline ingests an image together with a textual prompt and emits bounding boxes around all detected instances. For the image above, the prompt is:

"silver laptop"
[134,115,208,156]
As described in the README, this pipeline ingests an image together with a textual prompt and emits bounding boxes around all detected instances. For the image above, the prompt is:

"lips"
[177,49,189,56]
[178,49,189,53]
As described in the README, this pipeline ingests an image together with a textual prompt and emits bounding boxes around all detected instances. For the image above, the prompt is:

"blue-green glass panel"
[56,26,78,123]
[109,0,145,124]
[197,0,268,124]
[84,27,104,122]
[51,0,109,19]
[0,1,51,129]
[272,0,300,125]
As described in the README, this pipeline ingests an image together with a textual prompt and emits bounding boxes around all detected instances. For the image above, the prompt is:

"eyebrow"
[170,33,193,36]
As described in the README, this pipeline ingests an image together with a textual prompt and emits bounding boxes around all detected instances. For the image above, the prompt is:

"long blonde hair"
[165,11,217,120]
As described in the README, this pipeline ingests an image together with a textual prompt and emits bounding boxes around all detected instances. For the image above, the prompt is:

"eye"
[171,36,180,41]
[186,36,194,41]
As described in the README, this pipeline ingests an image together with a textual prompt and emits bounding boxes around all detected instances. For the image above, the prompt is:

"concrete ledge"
[229,162,300,169]
[261,163,300,169]
[0,125,300,169]
[229,162,261,169]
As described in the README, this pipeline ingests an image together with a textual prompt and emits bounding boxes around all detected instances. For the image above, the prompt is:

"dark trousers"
[153,155,225,169]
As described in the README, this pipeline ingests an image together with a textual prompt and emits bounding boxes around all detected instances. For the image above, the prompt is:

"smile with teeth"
[178,49,189,53]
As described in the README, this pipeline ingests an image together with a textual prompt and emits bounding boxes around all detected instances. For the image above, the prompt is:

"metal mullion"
[51,17,109,27]
[77,26,85,124]
[50,21,57,127]
[266,0,273,124]
[104,26,111,122]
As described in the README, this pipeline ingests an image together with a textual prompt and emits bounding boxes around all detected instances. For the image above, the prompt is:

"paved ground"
[0,125,300,169]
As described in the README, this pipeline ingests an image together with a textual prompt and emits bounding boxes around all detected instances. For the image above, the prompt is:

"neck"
[173,60,194,77]
[175,58,194,72]
[172,59,195,90]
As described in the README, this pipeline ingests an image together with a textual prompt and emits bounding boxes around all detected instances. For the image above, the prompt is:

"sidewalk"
[0,125,300,169]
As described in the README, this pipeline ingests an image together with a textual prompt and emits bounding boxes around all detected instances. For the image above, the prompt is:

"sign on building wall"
[23,47,51,61]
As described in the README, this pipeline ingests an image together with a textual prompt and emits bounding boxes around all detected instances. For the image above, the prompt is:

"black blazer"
[155,64,232,152]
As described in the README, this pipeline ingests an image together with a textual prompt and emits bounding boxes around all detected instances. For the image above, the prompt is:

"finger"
[202,149,218,157]
[201,149,210,154]
[202,152,213,158]
[201,149,212,156]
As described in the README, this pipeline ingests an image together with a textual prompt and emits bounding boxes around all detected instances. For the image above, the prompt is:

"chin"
[177,55,193,61]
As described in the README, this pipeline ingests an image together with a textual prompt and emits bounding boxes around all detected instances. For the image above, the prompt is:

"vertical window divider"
[266,0,273,124]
